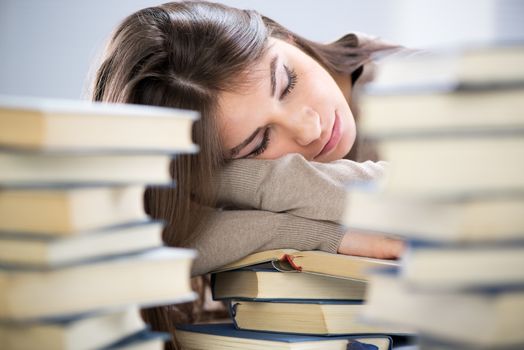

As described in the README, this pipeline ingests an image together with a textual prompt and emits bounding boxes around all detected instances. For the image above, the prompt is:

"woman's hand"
[337,230,404,259]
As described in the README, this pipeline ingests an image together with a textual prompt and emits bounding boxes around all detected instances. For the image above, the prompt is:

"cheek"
[337,111,357,156]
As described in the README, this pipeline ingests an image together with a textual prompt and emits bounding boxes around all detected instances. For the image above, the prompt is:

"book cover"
[176,323,393,350]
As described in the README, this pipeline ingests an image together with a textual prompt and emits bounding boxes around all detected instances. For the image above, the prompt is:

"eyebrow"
[229,55,278,158]
[270,55,278,97]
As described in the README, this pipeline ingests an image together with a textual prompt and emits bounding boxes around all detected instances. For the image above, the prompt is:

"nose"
[285,106,322,146]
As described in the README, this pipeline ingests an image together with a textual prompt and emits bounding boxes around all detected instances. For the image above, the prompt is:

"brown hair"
[91,1,395,348]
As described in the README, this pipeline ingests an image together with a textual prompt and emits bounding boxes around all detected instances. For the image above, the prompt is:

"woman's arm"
[214,153,387,222]
[178,206,403,276]
[178,207,345,276]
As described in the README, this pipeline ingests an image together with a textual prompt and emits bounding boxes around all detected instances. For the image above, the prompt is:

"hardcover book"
[363,269,524,347]
[368,44,524,92]
[361,88,524,137]
[0,95,198,152]
[0,247,196,321]
[0,185,147,235]
[229,299,411,336]
[0,307,145,350]
[401,242,524,289]
[0,221,163,267]
[343,190,524,242]
[213,249,398,282]
[102,330,170,350]
[212,264,366,301]
[0,150,177,186]
[374,134,524,195]
[176,323,393,350]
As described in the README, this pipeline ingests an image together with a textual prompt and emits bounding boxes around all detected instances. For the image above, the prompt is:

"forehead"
[216,40,279,143]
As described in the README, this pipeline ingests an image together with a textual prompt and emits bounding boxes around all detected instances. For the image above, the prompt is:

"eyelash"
[248,127,271,158]
[246,65,297,158]
[281,65,298,99]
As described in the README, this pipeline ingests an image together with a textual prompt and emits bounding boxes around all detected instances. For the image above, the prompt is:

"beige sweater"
[186,154,387,275]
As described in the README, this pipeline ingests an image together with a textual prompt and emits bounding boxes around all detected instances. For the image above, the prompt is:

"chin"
[336,138,355,160]
[336,127,356,160]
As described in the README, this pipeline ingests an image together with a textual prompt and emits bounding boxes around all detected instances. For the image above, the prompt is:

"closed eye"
[280,65,297,100]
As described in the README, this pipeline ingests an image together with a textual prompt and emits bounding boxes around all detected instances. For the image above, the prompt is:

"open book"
[213,249,398,282]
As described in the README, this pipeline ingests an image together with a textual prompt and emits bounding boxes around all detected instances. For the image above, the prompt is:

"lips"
[316,111,341,159]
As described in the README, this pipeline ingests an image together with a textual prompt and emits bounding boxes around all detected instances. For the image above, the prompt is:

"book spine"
[210,273,217,300]
[228,301,240,330]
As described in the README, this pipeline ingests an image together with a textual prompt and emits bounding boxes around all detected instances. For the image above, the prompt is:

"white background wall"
[0,0,522,99]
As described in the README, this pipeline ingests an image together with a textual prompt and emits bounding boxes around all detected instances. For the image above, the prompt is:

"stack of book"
[0,95,199,350]
[343,43,524,349]
[176,249,414,349]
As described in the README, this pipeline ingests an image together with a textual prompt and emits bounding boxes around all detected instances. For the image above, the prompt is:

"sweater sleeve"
[214,154,388,222]
[180,207,345,276]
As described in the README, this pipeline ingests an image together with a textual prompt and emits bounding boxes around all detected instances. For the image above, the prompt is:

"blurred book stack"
[176,249,415,350]
[343,43,524,349]
[0,95,199,350]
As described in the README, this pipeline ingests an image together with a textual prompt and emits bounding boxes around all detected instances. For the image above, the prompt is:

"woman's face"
[217,37,356,163]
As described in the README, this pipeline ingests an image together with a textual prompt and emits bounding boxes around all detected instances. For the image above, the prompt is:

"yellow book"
[364,271,524,348]
[374,135,524,195]
[0,95,198,152]
[0,150,175,186]
[0,186,147,235]
[0,247,196,321]
[344,190,524,242]
[212,267,367,301]
[361,88,524,137]
[0,221,163,267]
[230,299,410,335]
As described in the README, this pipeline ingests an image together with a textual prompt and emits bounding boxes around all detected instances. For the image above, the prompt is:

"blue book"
[176,323,393,350]
[102,329,170,349]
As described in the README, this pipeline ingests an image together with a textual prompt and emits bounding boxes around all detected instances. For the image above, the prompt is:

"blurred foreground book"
[351,42,524,349]
[0,307,144,350]
[0,96,200,349]
[0,95,198,152]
